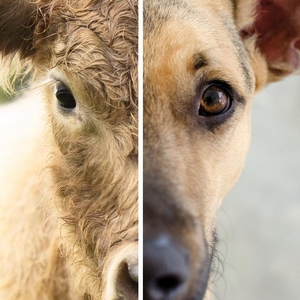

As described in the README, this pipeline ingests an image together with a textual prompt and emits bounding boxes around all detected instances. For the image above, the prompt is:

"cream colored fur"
[0,0,138,299]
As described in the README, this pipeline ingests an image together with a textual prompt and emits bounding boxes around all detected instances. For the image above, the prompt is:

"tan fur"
[144,0,255,247]
[143,0,299,299]
[0,0,138,299]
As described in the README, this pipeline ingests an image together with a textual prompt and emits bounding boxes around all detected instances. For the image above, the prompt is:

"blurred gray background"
[213,75,300,300]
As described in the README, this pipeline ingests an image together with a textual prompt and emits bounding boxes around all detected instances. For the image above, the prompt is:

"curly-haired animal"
[0,0,138,299]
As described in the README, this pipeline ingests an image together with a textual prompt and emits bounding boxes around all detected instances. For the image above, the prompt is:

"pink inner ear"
[247,0,300,75]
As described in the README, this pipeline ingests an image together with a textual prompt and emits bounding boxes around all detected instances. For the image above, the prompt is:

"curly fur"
[0,0,138,299]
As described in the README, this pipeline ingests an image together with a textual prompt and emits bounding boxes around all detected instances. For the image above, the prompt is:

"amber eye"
[56,85,76,109]
[199,85,231,116]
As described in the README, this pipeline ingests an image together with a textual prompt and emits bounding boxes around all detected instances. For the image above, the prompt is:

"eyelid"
[49,69,72,92]
[197,78,246,107]
[56,83,71,93]
[203,81,232,96]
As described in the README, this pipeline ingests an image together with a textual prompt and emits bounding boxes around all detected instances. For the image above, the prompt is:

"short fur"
[143,0,300,299]
[0,0,138,299]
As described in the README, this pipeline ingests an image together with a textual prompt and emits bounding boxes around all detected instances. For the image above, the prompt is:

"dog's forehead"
[144,0,234,35]
[144,0,254,95]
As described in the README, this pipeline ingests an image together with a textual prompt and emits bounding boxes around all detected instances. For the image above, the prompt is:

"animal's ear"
[235,0,300,86]
[0,0,38,59]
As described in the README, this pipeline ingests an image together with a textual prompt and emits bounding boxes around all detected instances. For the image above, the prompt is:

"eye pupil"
[199,85,230,116]
[56,88,76,109]
[204,89,222,104]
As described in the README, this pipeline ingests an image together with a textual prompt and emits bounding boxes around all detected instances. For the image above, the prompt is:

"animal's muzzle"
[144,234,190,300]
[143,173,210,300]
[104,243,138,300]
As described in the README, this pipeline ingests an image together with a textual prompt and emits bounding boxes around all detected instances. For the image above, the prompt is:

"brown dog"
[143,0,300,299]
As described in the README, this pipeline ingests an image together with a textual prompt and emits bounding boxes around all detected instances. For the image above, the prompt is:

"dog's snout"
[144,235,190,300]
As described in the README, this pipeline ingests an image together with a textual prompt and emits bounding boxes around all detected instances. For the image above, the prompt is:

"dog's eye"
[56,86,76,109]
[199,85,231,116]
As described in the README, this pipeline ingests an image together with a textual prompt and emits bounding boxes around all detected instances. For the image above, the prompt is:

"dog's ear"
[235,0,300,88]
[0,0,38,59]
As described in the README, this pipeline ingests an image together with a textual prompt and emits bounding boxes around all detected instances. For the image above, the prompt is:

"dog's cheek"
[210,106,252,203]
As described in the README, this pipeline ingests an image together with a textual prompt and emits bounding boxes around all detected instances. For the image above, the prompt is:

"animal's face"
[0,0,138,299]
[41,3,138,299]
[144,0,300,299]
[144,0,254,230]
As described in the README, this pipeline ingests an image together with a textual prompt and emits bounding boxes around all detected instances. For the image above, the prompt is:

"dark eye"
[56,86,76,109]
[199,85,231,116]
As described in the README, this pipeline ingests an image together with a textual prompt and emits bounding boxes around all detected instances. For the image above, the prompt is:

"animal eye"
[56,86,76,109]
[199,85,231,116]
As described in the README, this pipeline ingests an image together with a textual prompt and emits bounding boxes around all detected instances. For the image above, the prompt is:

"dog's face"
[144,0,300,299]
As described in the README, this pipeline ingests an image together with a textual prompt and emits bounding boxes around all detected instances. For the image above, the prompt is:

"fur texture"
[0,1,138,299]
[143,0,299,299]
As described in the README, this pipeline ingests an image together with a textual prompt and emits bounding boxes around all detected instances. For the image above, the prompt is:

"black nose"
[144,234,190,300]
